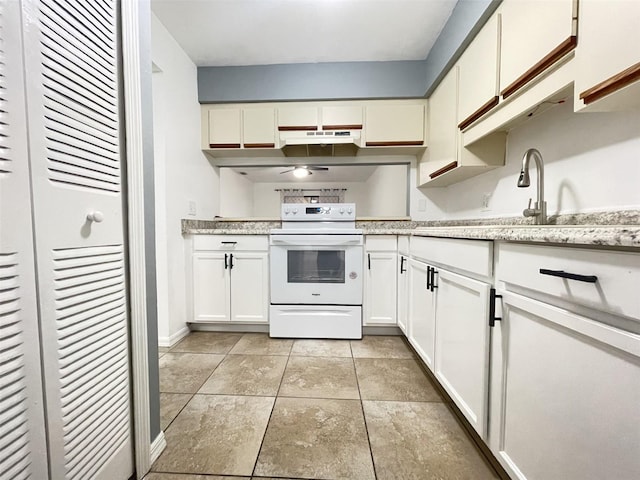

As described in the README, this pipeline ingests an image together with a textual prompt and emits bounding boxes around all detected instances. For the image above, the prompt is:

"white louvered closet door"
[20,1,134,479]
[0,1,49,479]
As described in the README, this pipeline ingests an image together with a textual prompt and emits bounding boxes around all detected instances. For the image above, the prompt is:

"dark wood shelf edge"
[365,141,424,147]
[209,143,241,148]
[278,126,318,131]
[429,161,458,179]
[501,36,577,100]
[458,96,500,130]
[322,124,363,130]
[244,143,275,148]
[580,62,640,105]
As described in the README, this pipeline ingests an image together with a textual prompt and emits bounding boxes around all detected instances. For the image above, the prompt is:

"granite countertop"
[182,210,640,248]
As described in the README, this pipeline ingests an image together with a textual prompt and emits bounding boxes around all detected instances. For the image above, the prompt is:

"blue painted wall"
[197,0,501,103]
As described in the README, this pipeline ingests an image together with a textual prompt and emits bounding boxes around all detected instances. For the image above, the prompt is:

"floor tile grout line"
[351,340,379,480]
[250,338,293,478]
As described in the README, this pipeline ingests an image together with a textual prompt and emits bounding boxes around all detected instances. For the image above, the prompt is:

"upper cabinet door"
[458,13,501,130]
[321,105,363,130]
[365,104,425,146]
[575,0,640,111]
[208,109,241,148]
[243,108,275,148]
[426,67,458,172]
[499,0,577,99]
[277,106,318,131]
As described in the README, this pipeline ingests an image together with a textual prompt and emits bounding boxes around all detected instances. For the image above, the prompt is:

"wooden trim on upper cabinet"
[580,62,640,105]
[243,143,275,148]
[458,96,500,130]
[322,124,363,130]
[209,143,241,148]
[501,36,577,100]
[365,141,424,147]
[277,126,318,131]
[429,161,458,179]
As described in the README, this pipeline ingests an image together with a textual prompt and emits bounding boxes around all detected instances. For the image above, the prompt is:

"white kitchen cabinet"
[491,242,640,479]
[321,105,363,130]
[277,106,318,130]
[574,0,640,111]
[420,67,505,188]
[457,12,501,130]
[490,291,640,480]
[242,108,276,148]
[208,108,241,148]
[364,236,397,326]
[499,0,577,99]
[191,236,269,323]
[409,236,493,438]
[433,268,491,437]
[365,104,425,146]
[397,236,410,335]
[407,258,436,370]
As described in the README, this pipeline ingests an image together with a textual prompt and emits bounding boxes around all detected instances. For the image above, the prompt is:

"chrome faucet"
[517,148,547,225]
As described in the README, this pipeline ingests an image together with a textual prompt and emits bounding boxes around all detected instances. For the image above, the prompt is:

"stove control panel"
[281,203,356,221]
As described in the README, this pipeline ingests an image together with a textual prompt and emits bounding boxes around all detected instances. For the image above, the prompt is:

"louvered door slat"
[0,1,48,478]
[40,1,115,67]
[21,0,133,477]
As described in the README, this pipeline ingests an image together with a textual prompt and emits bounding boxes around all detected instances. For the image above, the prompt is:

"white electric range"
[269,203,363,339]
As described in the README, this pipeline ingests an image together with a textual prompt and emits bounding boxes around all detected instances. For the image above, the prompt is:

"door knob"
[86,211,105,223]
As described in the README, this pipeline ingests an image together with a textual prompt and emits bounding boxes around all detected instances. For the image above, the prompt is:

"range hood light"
[293,166,311,178]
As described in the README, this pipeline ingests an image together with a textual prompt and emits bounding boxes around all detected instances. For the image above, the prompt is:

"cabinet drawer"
[411,236,493,279]
[365,235,397,251]
[496,242,640,320]
[193,235,268,251]
[398,235,410,255]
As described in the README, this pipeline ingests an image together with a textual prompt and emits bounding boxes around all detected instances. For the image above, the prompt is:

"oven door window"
[287,250,345,284]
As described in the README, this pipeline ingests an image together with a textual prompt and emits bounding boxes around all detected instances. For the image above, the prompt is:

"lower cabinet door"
[490,291,640,480]
[193,252,231,322]
[397,255,409,334]
[364,251,398,325]
[408,259,436,370]
[230,252,269,323]
[433,269,491,438]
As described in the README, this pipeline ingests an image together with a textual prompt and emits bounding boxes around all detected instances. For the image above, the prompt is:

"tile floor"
[150,332,500,480]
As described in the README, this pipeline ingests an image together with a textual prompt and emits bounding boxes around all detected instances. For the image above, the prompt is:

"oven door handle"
[270,238,362,247]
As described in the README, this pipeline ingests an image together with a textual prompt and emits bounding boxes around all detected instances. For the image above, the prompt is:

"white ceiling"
[228,164,382,182]
[150,0,457,66]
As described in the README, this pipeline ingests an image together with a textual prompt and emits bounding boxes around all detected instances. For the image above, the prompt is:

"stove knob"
[339,208,345,214]
[347,208,353,215]
[292,208,298,214]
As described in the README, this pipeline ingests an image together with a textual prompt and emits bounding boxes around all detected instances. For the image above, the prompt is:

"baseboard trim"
[189,323,270,333]
[158,326,190,347]
[149,431,166,466]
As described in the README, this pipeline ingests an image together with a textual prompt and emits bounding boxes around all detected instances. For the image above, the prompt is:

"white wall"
[152,14,220,345]
[365,164,409,217]
[219,169,254,217]
[411,102,640,220]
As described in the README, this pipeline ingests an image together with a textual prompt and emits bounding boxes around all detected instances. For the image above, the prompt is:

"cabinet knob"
[86,211,105,223]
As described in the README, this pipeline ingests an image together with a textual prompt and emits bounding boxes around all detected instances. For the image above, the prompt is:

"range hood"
[280,130,361,157]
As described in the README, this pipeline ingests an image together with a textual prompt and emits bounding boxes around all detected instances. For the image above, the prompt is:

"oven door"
[270,234,363,305]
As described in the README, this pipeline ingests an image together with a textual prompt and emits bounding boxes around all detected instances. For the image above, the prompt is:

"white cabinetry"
[364,236,397,326]
[208,108,241,148]
[321,105,363,130]
[243,108,276,148]
[365,104,425,146]
[277,106,318,130]
[420,67,506,187]
[575,0,640,111]
[397,236,410,335]
[499,0,577,99]
[409,236,493,437]
[491,242,640,480]
[191,235,269,324]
